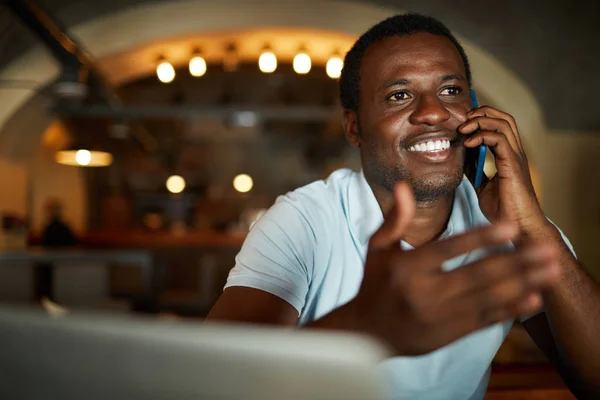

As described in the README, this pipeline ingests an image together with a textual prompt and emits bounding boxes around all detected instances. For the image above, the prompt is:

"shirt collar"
[347,170,468,249]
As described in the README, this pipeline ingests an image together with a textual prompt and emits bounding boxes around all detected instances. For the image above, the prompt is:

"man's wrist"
[519,214,560,244]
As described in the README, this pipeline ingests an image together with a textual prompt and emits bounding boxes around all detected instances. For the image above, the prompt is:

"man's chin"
[409,175,463,203]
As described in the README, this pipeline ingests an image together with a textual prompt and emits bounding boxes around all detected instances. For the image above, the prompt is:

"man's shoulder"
[246,169,355,254]
[274,168,354,220]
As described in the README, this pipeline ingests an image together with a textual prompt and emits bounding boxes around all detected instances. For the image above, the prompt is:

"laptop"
[0,306,390,399]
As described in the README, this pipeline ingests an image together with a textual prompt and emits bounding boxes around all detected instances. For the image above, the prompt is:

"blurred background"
[0,0,598,397]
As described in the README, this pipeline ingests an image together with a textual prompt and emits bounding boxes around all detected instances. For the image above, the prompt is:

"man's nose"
[408,95,451,126]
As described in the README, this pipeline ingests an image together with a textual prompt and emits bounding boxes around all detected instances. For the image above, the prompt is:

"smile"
[404,138,457,163]
[407,139,451,152]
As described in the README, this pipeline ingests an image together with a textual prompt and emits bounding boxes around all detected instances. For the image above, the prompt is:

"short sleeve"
[224,196,318,314]
[549,219,577,258]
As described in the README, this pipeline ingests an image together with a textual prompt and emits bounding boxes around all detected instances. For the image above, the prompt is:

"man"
[207,14,600,399]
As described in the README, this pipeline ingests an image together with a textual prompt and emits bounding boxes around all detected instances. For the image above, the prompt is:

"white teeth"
[408,139,451,152]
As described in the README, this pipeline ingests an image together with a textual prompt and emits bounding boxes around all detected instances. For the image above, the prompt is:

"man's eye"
[388,92,410,101]
[440,86,462,96]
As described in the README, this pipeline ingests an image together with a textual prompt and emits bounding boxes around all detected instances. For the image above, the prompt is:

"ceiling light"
[293,48,311,75]
[258,46,277,73]
[189,49,207,77]
[55,149,113,167]
[166,175,186,194]
[326,55,344,79]
[156,57,175,83]
[233,174,253,193]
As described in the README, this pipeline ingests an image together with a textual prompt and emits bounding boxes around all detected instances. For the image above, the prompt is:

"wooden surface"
[486,389,575,399]
[487,365,574,399]
[489,365,567,390]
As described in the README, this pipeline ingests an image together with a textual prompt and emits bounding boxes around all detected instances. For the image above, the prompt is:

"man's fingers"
[467,259,557,318]
[440,243,558,300]
[467,106,524,152]
[417,243,557,325]
[452,293,544,337]
[443,251,559,332]
[463,131,518,163]
[369,181,415,250]
[441,289,546,342]
[472,292,545,331]
[514,293,544,316]
[459,116,520,154]
[473,293,545,326]
[401,222,520,271]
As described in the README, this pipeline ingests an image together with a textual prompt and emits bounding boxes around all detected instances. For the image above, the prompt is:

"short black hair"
[339,13,472,111]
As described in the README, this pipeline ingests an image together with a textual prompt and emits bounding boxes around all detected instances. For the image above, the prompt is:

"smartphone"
[469,89,486,189]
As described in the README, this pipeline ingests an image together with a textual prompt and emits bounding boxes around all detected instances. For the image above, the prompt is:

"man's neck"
[369,181,455,248]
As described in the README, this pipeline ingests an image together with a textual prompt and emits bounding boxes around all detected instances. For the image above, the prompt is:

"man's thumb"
[369,181,416,250]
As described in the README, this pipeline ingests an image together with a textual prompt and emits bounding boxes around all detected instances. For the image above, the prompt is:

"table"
[0,247,161,312]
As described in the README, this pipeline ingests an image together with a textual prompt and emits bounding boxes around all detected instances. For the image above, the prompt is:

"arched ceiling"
[0,0,598,131]
[98,28,355,86]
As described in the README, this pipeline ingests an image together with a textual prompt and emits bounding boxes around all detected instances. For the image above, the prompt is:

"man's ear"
[343,109,361,148]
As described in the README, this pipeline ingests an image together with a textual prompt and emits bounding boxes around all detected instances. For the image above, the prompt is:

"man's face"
[346,33,472,202]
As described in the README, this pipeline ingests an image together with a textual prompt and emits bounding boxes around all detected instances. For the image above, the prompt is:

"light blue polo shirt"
[224,168,574,400]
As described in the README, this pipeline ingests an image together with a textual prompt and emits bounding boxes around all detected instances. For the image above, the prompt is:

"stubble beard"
[364,143,465,204]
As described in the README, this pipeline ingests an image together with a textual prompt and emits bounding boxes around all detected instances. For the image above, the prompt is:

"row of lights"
[57,150,253,194]
[166,173,254,194]
[56,149,252,193]
[156,46,345,83]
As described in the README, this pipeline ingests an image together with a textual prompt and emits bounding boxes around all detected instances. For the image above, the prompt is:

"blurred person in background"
[34,199,77,303]
[207,14,600,399]
[41,198,77,247]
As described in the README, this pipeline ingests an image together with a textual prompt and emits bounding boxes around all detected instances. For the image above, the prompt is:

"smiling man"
[207,14,600,399]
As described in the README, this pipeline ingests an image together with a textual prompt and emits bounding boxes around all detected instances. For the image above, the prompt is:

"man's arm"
[206,286,361,332]
[207,184,561,357]
[458,105,600,396]
[206,287,298,326]
[522,221,600,398]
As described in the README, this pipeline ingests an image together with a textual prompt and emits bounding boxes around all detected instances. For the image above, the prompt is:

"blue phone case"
[469,89,486,188]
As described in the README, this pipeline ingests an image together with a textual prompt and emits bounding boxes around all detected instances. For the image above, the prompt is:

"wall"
[0,159,29,301]
[540,133,600,281]
[0,159,28,218]
[29,146,88,235]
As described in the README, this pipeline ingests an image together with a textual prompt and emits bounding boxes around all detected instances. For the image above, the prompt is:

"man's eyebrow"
[378,75,465,91]
[378,78,410,91]
[441,74,466,83]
